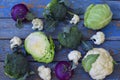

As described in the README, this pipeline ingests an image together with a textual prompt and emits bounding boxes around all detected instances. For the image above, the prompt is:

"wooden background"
[0,0,120,80]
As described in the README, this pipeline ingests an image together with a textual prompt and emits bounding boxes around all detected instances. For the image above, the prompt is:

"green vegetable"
[43,0,67,21]
[4,53,29,79]
[44,20,58,32]
[59,0,71,8]
[24,32,55,63]
[82,54,100,72]
[58,26,82,49]
[84,4,112,30]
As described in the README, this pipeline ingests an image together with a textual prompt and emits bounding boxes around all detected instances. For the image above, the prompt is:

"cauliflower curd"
[68,50,82,65]
[91,31,105,45]
[70,14,80,24]
[38,66,51,80]
[10,36,22,49]
[32,18,43,30]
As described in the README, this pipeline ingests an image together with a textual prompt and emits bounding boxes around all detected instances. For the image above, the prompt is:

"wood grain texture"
[0,62,120,80]
[0,0,120,80]
[0,0,120,20]
[0,40,120,62]
[0,19,120,40]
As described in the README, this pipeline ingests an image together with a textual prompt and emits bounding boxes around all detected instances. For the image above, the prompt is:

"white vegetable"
[83,48,114,80]
[68,50,82,65]
[32,18,43,30]
[91,31,105,45]
[70,14,80,24]
[38,65,51,80]
[10,36,22,49]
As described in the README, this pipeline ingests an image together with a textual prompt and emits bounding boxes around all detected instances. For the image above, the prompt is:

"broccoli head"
[58,26,82,49]
[4,53,29,79]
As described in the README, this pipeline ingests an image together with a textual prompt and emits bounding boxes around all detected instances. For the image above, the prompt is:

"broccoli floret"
[4,53,29,79]
[58,26,82,49]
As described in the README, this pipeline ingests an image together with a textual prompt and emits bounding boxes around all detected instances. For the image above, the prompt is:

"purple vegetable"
[11,4,29,21]
[55,61,73,80]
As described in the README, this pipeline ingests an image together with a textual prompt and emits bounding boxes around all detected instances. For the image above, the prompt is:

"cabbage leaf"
[82,54,100,72]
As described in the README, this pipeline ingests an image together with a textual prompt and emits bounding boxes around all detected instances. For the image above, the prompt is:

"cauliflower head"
[82,48,114,80]
[91,31,105,45]
[38,66,51,80]
[68,50,82,65]
[70,14,80,24]
[10,36,22,49]
[32,18,43,30]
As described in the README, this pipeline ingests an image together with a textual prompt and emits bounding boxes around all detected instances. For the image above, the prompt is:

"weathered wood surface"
[0,40,120,62]
[0,62,120,80]
[0,0,120,19]
[0,0,120,80]
[0,19,120,40]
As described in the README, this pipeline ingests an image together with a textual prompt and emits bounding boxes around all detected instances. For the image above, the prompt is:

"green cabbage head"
[25,32,55,63]
[84,4,112,30]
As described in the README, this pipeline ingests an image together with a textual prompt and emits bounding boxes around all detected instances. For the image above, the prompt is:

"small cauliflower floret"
[68,50,82,65]
[32,18,43,30]
[10,36,22,49]
[38,66,51,80]
[82,48,114,80]
[70,14,80,24]
[91,31,105,45]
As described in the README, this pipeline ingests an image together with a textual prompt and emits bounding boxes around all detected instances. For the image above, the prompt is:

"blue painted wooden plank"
[0,0,120,20]
[0,19,120,40]
[0,40,120,61]
[0,0,120,80]
[0,62,120,80]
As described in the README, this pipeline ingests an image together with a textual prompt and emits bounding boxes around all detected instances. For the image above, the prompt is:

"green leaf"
[49,36,55,51]
[44,20,58,32]
[82,54,100,72]
[43,0,67,21]
[59,0,71,8]
[26,12,36,21]
[18,71,35,80]
[18,73,28,80]
[113,60,117,65]
[58,26,82,49]
[69,8,84,15]
[59,0,83,15]
[49,0,58,6]
[43,9,54,20]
